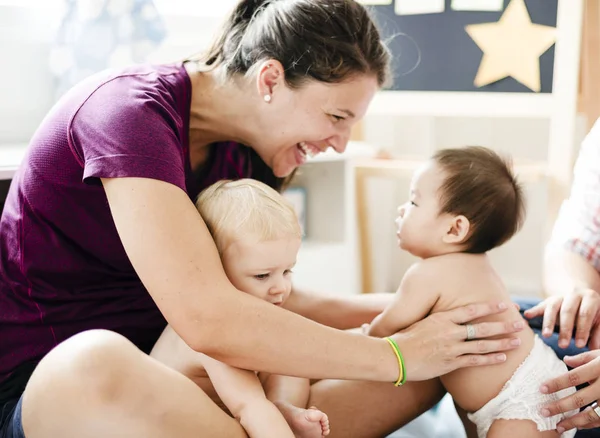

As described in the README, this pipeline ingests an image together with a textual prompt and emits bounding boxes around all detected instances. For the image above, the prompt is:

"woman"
[0,0,524,436]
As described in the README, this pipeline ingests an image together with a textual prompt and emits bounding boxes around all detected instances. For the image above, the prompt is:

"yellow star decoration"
[465,0,557,92]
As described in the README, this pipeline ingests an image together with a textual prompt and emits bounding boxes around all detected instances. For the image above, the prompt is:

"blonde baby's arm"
[368,263,441,338]
[199,353,295,438]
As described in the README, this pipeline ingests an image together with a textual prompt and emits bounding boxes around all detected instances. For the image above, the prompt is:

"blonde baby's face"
[221,236,301,305]
[395,161,452,258]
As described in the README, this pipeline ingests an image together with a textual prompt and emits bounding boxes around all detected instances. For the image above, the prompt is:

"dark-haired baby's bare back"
[427,253,534,413]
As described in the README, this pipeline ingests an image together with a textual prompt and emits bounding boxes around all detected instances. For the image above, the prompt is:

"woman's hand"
[524,288,600,349]
[390,301,525,382]
[539,350,600,433]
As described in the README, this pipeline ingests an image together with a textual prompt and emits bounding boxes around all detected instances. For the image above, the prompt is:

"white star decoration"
[465,0,557,92]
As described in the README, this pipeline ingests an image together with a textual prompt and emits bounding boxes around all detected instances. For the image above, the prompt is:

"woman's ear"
[443,215,470,245]
[256,60,285,102]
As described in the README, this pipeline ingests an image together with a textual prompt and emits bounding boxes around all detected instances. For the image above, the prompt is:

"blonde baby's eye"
[254,273,269,280]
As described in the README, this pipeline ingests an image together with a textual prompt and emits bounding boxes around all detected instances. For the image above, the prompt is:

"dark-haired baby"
[368,147,577,438]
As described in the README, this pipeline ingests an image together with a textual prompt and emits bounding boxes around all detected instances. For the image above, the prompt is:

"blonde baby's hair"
[196,179,302,253]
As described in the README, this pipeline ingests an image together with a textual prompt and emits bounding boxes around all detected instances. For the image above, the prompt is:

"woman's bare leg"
[21,330,247,438]
[152,325,444,438]
[308,378,445,438]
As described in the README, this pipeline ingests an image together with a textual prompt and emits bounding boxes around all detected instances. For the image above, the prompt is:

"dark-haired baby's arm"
[367,263,440,338]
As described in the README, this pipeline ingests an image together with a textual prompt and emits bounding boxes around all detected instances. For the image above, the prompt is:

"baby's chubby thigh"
[465,336,576,438]
[487,419,560,438]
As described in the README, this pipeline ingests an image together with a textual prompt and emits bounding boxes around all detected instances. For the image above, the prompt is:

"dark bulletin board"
[368,0,558,93]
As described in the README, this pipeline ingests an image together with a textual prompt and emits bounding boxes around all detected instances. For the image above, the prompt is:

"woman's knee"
[28,329,142,404]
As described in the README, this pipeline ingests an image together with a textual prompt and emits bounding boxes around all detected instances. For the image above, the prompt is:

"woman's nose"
[327,129,350,154]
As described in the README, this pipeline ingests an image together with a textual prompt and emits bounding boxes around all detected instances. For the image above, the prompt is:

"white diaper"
[467,335,578,438]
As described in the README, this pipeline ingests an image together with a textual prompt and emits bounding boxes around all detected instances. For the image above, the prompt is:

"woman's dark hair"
[199,0,391,87]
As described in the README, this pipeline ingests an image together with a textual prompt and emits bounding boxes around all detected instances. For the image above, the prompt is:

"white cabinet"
[290,142,375,296]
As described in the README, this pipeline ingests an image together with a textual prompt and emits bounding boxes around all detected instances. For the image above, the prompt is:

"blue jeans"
[514,296,600,438]
[0,397,24,438]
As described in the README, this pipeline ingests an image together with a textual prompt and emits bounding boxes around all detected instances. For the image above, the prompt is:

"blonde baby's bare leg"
[487,419,559,438]
[261,372,330,438]
[276,404,330,438]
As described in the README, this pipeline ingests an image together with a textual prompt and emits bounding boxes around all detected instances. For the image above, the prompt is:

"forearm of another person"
[543,247,600,298]
[284,287,394,330]
[537,247,600,348]
[102,177,524,384]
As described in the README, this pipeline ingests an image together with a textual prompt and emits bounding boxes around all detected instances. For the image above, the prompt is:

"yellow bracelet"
[385,337,406,386]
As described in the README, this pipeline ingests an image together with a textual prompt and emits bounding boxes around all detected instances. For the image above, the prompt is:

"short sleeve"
[548,119,600,271]
[68,75,187,190]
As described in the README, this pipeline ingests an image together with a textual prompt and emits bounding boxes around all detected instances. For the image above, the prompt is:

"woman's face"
[251,63,379,177]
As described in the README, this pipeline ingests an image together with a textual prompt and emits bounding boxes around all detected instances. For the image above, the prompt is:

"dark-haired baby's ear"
[443,215,470,244]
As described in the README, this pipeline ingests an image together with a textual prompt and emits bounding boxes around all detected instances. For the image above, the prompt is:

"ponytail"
[189,0,390,89]
[199,0,273,68]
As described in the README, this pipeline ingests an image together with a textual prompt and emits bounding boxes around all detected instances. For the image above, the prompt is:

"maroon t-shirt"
[0,63,268,385]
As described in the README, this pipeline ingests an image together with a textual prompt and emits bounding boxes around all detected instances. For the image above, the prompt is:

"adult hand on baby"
[390,301,524,382]
[540,350,600,433]
[524,288,600,349]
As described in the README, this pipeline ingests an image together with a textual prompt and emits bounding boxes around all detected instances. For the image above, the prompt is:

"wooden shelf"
[306,141,375,163]
[354,158,549,183]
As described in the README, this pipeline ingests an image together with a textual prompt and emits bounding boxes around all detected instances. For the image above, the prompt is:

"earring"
[264,94,272,103]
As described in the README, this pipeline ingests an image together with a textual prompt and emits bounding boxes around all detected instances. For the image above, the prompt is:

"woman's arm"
[283,288,393,329]
[102,177,524,383]
[543,248,600,298]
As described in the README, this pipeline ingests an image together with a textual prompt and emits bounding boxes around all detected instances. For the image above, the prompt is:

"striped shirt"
[549,119,600,271]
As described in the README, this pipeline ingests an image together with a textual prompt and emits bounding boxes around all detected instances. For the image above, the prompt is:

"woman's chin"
[273,163,296,178]
[273,169,289,178]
